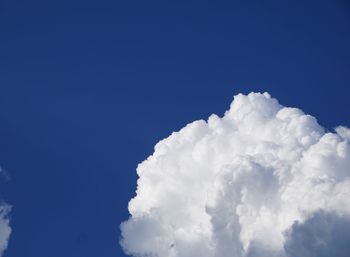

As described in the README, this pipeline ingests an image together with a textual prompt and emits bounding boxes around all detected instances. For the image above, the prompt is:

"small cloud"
[0,167,11,182]
[0,204,11,257]
[0,165,11,256]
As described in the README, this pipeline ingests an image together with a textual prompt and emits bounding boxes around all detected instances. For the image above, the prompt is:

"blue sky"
[0,0,350,257]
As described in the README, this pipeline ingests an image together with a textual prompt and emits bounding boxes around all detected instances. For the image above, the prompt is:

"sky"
[0,0,350,257]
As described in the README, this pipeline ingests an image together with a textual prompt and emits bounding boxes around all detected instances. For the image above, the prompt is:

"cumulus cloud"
[120,92,350,257]
[0,204,10,256]
[0,167,11,256]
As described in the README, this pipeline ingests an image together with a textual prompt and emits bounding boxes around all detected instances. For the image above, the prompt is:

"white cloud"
[120,92,350,257]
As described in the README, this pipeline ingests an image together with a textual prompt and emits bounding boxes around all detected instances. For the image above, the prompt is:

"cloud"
[120,92,350,257]
[0,205,10,257]
[0,167,11,257]
[284,211,350,257]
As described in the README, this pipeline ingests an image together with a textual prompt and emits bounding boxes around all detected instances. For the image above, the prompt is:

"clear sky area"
[0,0,350,257]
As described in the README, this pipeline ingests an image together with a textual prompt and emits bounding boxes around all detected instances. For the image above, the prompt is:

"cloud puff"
[0,205,10,257]
[0,167,11,256]
[120,92,350,257]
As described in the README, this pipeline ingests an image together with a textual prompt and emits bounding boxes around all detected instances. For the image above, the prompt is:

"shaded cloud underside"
[121,92,350,257]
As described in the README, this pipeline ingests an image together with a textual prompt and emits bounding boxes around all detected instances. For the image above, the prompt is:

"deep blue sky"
[0,0,349,256]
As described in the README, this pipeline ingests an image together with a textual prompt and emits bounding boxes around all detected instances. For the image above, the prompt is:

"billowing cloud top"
[120,92,350,257]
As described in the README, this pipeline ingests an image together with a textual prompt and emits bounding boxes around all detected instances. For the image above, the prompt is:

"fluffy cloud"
[120,92,350,257]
